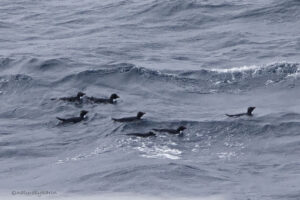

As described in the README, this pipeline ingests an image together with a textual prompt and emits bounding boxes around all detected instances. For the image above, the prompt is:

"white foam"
[210,65,260,73]
[135,145,182,160]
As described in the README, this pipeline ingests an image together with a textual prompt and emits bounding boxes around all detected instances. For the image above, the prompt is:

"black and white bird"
[56,110,88,123]
[126,131,156,138]
[112,112,145,122]
[152,126,186,134]
[87,93,119,104]
[53,92,85,102]
[225,107,256,117]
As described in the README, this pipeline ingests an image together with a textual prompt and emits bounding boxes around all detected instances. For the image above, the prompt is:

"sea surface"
[0,0,300,199]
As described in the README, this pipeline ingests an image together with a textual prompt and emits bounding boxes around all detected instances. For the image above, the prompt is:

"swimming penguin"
[112,112,145,122]
[56,110,88,123]
[225,107,256,117]
[126,131,156,138]
[152,126,186,134]
[87,93,119,104]
[53,92,85,102]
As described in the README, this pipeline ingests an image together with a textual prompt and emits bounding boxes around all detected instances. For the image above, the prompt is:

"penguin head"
[148,131,156,136]
[110,93,120,100]
[77,92,86,98]
[177,126,187,132]
[137,112,145,118]
[247,107,256,115]
[80,110,88,117]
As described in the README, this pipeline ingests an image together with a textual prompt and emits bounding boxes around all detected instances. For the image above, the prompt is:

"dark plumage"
[152,126,186,134]
[87,93,119,104]
[126,131,156,138]
[55,92,85,102]
[112,112,145,122]
[225,107,256,117]
[56,110,88,123]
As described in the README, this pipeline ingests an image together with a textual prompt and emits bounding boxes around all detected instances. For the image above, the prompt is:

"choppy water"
[0,0,300,199]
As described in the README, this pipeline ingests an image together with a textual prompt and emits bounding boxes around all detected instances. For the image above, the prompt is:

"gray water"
[0,0,300,199]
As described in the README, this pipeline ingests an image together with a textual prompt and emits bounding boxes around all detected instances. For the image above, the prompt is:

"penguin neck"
[177,128,184,133]
[109,97,115,103]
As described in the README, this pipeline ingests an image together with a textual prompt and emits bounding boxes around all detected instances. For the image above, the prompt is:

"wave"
[0,57,299,94]
[233,0,300,22]
[118,0,300,28]
[130,0,234,18]
[118,0,237,30]
[53,62,299,94]
[0,74,35,94]
[52,115,300,165]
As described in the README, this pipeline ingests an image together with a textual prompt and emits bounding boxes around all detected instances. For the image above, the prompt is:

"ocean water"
[0,0,300,199]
